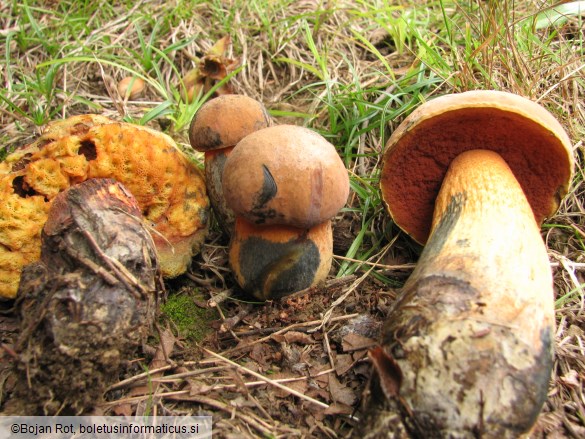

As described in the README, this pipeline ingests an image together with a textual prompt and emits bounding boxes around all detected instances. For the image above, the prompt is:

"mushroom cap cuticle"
[188,94,271,152]
[222,124,349,229]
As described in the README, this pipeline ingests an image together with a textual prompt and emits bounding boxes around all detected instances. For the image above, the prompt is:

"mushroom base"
[229,218,332,300]
[5,179,160,414]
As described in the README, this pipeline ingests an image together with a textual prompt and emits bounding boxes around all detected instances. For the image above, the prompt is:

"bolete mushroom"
[221,124,349,300]
[7,178,160,414]
[0,114,209,299]
[188,94,271,233]
[117,76,145,100]
[366,91,573,437]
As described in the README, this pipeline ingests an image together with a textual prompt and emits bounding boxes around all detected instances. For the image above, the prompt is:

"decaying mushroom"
[364,91,573,437]
[0,114,209,299]
[6,178,161,414]
[181,36,240,102]
[188,94,271,232]
[221,125,349,299]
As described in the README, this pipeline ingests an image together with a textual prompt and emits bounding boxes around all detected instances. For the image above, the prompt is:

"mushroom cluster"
[189,97,349,300]
[223,125,349,300]
[0,114,209,299]
[366,90,573,437]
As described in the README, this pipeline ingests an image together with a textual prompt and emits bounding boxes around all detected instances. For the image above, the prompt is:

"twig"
[207,289,234,307]
[220,304,252,333]
[202,348,329,409]
[205,313,360,359]
[281,275,356,301]
[164,394,274,437]
[333,255,416,270]
[154,367,335,389]
[107,361,201,391]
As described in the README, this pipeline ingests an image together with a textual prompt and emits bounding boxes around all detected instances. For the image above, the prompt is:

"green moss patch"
[160,291,217,343]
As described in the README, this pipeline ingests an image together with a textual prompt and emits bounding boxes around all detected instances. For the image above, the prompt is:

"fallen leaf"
[334,354,354,376]
[228,368,250,396]
[323,402,354,415]
[369,346,402,398]
[342,333,376,352]
[187,379,215,396]
[249,342,275,367]
[270,373,308,398]
[274,331,314,345]
[328,374,357,406]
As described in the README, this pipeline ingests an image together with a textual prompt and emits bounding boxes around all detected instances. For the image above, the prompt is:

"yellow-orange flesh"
[0,115,209,298]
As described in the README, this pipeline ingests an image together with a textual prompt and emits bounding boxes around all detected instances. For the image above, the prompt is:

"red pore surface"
[381,107,572,244]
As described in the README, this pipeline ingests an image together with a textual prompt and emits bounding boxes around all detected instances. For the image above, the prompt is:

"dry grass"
[1,0,585,437]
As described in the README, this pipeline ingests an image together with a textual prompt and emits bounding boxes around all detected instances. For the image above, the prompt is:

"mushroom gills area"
[381,106,572,244]
[374,149,554,438]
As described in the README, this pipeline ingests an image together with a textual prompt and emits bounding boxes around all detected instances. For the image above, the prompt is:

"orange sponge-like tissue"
[0,115,209,299]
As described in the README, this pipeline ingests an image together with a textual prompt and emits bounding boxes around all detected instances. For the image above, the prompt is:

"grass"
[1,0,584,435]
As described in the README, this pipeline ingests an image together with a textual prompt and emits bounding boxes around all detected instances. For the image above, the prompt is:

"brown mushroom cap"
[222,125,349,229]
[380,90,574,244]
[188,94,271,152]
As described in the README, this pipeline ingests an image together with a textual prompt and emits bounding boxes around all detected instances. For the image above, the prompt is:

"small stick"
[203,313,360,360]
[208,289,234,307]
[202,348,329,409]
[106,361,202,391]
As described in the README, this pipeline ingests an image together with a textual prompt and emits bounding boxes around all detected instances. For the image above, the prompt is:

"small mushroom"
[0,114,209,299]
[366,91,573,437]
[222,124,349,299]
[188,94,271,232]
[117,76,145,100]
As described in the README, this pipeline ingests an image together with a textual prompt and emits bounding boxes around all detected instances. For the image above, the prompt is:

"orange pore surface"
[0,116,209,298]
[381,107,572,244]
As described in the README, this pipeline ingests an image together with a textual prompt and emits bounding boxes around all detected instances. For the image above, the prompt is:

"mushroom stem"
[381,149,554,437]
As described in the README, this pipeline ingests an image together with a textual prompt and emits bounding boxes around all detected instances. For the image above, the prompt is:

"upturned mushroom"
[221,124,349,300]
[0,114,209,299]
[364,91,573,438]
[7,178,160,414]
[188,94,271,232]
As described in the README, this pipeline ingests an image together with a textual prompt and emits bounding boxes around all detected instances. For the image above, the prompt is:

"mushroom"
[0,114,209,299]
[366,91,573,437]
[188,94,271,232]
[7,178,160,414]
[221,124,349,300]
[117,76,145,100]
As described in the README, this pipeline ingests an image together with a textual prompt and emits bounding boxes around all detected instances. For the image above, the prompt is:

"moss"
[160,291,217,343]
